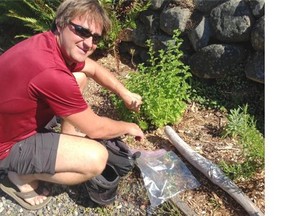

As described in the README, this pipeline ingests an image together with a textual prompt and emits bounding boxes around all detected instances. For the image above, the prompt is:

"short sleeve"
[28,69,88,116]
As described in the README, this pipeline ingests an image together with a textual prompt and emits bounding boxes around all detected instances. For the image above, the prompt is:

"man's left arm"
[81,57,142,112]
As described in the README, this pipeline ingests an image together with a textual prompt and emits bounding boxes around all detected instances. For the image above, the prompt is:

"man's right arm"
[62,107,144,140]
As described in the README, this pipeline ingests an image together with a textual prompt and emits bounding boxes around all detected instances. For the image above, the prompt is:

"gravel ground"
[0,174,102,216]
[0,171,154,216]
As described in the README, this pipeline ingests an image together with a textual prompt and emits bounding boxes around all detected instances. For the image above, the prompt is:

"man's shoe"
[85,163,120,205]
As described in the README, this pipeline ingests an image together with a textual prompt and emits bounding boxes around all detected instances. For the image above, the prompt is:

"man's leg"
[8,134,108,206]
[61,72,88,136]
[39,134,108,184]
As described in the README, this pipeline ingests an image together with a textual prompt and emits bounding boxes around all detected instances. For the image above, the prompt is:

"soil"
[84,53,265,216]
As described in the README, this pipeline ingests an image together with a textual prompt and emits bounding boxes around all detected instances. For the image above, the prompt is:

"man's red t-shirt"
[0,31,88,159]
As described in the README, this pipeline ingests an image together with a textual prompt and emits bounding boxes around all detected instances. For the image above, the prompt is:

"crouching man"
[0,0,144,210]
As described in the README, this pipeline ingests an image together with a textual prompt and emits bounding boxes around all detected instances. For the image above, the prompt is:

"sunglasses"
[69,21,101,44]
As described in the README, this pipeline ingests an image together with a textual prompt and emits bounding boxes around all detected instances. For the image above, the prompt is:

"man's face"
[56,16,102,65]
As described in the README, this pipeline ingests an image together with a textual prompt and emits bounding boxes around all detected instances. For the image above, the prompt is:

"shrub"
[111,30,192,130]
[1,0,60,38]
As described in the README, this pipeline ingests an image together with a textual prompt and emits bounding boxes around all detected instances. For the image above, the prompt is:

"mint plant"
[111,30,192,130]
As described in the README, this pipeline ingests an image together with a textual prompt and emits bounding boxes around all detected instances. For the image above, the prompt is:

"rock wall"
[119,0,265,84]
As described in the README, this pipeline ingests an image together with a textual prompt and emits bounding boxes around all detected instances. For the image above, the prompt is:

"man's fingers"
[130,100,141,112]
[123,92,143,112]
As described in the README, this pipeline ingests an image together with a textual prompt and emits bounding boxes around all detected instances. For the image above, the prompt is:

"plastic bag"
[135,149,200,207]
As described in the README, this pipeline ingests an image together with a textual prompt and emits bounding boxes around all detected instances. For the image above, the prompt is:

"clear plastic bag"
[135,149,200,207]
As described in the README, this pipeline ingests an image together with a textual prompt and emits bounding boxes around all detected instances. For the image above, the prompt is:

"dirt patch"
[85,53,265,216]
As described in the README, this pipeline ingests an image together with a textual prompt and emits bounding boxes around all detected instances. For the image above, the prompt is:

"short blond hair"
[54,0,111,36]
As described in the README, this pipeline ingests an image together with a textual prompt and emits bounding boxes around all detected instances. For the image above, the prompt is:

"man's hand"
[127,122,145,141]
[122,91,143,113]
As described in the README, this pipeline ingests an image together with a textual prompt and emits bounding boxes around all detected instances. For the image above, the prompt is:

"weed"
[220,104,264,179]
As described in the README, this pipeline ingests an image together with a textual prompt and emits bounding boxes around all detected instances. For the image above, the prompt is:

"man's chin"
[71,55,88,64]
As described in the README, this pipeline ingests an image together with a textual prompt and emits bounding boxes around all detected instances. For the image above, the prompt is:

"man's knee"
[89,142,109,176]
[56,135,108,178]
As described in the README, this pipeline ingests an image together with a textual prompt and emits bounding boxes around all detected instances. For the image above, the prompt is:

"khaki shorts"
[0,131,60,175]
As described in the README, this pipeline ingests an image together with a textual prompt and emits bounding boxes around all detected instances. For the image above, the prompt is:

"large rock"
[160,7,191,35]
[245,51,264,84]
[132,22,149,47]
[245,0,265,18]
[251,16,265,51]
[210,0,255,42]
[189,44,247,79]
[194,0,229,13]
[187,15,212,51]
[139,10,160,35]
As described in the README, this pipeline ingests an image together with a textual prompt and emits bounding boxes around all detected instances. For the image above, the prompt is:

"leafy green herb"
[111,29,192,130]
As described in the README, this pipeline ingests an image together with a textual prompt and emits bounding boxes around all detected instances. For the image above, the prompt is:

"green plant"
[97,0,151,71]
[0,0,150,53]
[2,0,60,38]
[98,0,150,48]
[220,104,264,179]
[111,29,192,130]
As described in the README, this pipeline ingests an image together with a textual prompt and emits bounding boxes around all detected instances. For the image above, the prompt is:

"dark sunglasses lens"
[75,26,91,38]
[71,22,101,44]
